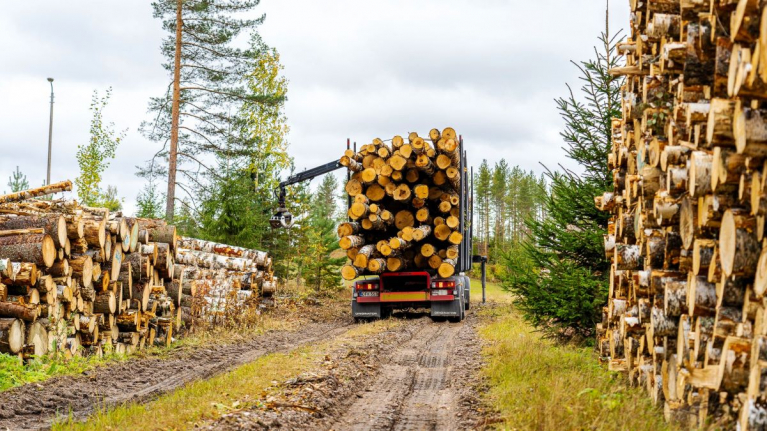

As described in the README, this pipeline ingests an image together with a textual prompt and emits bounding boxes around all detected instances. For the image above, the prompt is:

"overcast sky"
[0,0,629,215]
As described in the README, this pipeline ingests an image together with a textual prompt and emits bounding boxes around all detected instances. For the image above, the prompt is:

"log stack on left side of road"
[0,181,276,361]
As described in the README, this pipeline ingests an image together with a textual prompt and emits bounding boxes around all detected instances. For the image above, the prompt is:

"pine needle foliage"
[501,28,622,340]
[140,0,283,214]
[6,166,29,194]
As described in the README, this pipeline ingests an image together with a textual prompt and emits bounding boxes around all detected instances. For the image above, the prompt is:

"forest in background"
[3,1,618,341]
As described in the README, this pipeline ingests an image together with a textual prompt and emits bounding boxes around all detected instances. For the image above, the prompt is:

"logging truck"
[271,129,485,323]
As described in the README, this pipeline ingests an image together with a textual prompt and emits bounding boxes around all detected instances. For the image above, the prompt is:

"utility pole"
[46,77,54,186]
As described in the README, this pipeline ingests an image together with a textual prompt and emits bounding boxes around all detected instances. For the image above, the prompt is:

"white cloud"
[0,0,629,214]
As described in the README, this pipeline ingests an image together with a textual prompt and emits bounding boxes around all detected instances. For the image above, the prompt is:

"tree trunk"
[0,181,72,204]
[719,209,760,276]
[0,234,55,268]
[0,301,38,322]
[165,0,183,221]
[0,318,24,354]
[0,215,67,248]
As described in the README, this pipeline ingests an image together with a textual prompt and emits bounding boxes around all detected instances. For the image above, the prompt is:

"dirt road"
[331,319,478,430]
[0,321,352,430]
[0,306,488,430]
[211,310,487,430]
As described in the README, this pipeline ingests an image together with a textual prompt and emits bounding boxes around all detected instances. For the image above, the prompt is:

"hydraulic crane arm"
[270,160,343,229]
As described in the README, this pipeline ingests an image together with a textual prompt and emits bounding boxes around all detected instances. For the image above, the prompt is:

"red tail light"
[431,280,455,289]
[356,282,379,291]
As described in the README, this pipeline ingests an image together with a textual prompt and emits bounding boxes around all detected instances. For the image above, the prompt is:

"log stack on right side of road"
[337,128,464,280]
[597,1,767,429]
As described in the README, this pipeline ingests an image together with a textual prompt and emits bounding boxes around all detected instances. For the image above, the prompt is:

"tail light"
[431,280,455,289]
[356,282,379,291]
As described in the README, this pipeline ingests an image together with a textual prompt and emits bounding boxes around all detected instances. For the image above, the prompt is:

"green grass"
[55,318,402,430]
[0,309,307,394]
[470,277,512,304]
[0,352,127,392]
[478,301,670,430]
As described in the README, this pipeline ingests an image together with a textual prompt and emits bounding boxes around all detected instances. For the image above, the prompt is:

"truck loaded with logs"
[271,127,485,322]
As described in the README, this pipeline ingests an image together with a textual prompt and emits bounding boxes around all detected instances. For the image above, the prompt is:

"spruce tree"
[502,26,622,340]
[136,180,166,218]
[190,43,289,253]
[6,166,29,193]
[303,175,344,294]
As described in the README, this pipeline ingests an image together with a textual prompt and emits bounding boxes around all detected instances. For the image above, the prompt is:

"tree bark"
[0,318,23,354]
[166,0,183,221]
[0,233,55,268]
[0,181,72,204]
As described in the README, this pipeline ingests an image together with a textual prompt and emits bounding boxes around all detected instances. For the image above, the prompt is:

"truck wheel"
[464,287,471,310]
[448,296,465,323]
[463,275,471,310]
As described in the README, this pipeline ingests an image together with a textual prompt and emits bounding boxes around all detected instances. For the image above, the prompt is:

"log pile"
[176,237,275,326]
[0,181,275,361]
[597,1,767,428]
[337,128,464,279]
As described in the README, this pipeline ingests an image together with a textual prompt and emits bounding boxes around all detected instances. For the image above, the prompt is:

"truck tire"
[448,290,465,323]
[464,275,471,310]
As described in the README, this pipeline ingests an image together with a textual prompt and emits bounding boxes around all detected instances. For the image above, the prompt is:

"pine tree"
[502,24,622,340]
[141,0,282,220]
[474,160,492,256]
[6,166,29,193]
[490,160,509,257]
[197,156,265,249]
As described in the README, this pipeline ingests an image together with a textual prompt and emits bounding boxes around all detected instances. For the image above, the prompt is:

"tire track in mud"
[330,318,465,431]
[0,321,352,431]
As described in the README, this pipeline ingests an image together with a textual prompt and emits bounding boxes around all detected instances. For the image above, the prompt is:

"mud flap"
[352,300,381,319]
[430,296,462,318]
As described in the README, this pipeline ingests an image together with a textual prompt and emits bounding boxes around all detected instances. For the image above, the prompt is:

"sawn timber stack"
[597,1,767,428]
[338,128,467,280]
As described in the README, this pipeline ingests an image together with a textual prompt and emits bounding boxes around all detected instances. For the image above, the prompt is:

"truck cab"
[351,271,470,322]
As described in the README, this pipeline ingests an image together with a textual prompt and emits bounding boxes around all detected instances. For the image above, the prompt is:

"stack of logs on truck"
[0,181,274,360]
[596,0,767,428]
[338,128,464,279]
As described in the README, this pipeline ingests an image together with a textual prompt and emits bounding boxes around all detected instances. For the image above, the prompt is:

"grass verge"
[0,353,128,392]
[54,318,401,430]
[478,292,670,430]
[470,278,512,304]
[1,288,347,394]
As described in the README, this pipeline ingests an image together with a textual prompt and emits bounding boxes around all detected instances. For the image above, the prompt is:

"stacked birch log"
[596,0,767,428]
[338,128,464,280]
[177,237,275,326]
[0,181,274,361]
